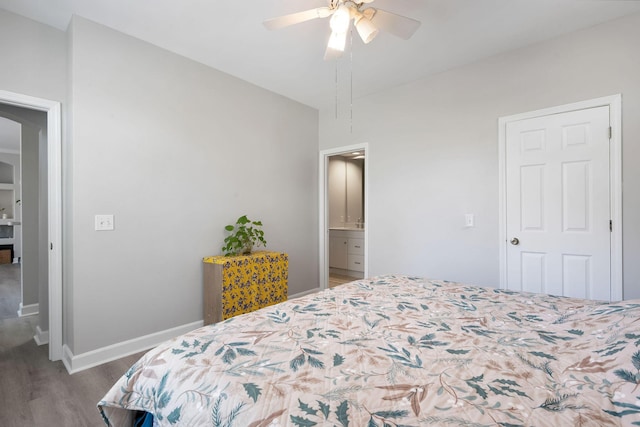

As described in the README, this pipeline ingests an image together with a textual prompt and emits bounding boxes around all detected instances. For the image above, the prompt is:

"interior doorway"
[0,90,62,361]
[319,143,369,290]
[0,130,24,322]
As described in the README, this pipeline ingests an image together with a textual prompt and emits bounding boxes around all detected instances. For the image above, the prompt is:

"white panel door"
[505,106,611,300]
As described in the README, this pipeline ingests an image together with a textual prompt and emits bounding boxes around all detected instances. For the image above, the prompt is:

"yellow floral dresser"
[202,251,288,325]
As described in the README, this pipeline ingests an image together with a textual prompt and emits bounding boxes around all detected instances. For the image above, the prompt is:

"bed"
[99,275,640,426]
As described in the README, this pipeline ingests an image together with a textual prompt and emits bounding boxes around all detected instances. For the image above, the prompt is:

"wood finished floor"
[0,264,145,426]
[329,273,360,288]
[0,263,21,319]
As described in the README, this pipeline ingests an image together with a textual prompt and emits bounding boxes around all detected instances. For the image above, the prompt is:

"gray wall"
[320,12,640,299]
[0,8,64,333]
[0,9,67,103]
[1,8,319,357]
[67,17,319,354]
[21,124,40,306]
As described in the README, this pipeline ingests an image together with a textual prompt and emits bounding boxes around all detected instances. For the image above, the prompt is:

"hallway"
[0,263,20,319]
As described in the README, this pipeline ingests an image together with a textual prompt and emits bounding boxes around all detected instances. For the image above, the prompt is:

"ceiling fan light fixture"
[330,4,351,33]
[327,29,348,52]
[264,0,421,60]
[354,14,378,44]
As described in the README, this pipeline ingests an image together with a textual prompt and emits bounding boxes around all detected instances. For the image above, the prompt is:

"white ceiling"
[1,0,640,112]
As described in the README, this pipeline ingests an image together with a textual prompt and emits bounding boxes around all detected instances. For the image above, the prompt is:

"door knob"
[510,237,520,245]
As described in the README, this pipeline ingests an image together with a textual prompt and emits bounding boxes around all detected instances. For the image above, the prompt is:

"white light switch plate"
[95,214,114,231]
[465,213,474,227]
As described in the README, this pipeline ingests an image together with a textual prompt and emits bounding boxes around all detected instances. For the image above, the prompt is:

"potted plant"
[222,215,267,256]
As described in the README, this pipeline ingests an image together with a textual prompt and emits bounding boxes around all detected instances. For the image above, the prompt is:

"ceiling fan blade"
[369,8,421,40]
[263,7,332,31]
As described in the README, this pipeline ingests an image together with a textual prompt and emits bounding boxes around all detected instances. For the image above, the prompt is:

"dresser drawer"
[348,238,364,255]
[347,254,364,272]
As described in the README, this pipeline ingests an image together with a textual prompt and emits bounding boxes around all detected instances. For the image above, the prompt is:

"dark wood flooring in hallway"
[0,264,143,426]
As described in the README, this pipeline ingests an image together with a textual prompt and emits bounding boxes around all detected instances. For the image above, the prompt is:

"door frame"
[0,90,63,360]
[319,143,369,290]
[498,94,622,300]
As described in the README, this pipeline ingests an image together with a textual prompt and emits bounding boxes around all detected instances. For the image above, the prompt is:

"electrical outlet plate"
[95,214,114,231]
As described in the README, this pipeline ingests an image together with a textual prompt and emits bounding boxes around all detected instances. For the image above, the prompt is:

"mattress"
[99,275,640,426]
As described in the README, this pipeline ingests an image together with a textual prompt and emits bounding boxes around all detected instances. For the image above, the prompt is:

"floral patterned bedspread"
[99,275,640,426]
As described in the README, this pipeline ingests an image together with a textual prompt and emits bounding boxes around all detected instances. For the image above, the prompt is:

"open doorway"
[0,122,23,322]
[319,143,369,290]
[0,90,62,362]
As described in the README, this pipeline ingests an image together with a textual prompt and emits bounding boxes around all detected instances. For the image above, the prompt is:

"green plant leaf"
[222,348,236,364]
[335,400,349,427]
[242,383,262,403]
[290,353,306,372]
[317,401,330,419]
[372,410,408,419]
[615,369,638,383]
[236,348,257,357]
[307,356,325,369]
[529,351,557,360]
[290,415,317,427]
[167,406,182,424]
[632,351,640,371]
[299,399,318,416]
[446,349,469,355]
[222,215,266,255]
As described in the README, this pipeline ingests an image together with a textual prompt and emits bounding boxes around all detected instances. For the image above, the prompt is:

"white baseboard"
[34,325,49,345]
[17,302,39,317]
[289,287,322,299]
[62,320,204,374]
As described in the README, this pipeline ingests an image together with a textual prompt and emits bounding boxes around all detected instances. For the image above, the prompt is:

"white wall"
[67,17,319,354]
[320,12,640,299]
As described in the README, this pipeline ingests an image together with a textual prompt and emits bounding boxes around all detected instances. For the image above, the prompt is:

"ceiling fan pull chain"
[335,60,339,120]
[350,27,354,134]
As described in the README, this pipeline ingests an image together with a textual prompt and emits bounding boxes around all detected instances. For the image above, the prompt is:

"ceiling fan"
[264,0,421,60]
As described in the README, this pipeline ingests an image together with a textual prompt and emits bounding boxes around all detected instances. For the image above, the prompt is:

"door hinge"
[50,242,53,250]
[609,126,612,140]
[610,220,613,232]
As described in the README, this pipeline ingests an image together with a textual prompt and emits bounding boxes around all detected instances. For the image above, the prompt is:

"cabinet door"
[329,236,348,269]
[348,238,364,256]
[347,254,365,272]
